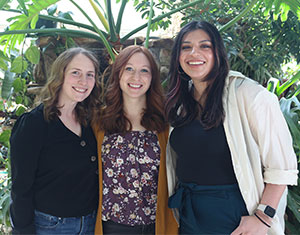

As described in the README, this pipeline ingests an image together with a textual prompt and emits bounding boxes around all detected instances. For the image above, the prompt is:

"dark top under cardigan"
[170,119,237,185]
[9,104,99,234]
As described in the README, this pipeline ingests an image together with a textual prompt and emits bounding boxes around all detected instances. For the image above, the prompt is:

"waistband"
[168,182,240,210]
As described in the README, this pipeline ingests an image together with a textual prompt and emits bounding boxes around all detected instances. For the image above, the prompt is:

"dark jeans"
[169,183,249,234]
[34,210,96,234]
[102,220,155,235]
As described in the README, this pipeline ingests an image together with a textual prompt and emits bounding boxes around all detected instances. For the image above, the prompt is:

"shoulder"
[10,104,46,140]
[226,70,276,104]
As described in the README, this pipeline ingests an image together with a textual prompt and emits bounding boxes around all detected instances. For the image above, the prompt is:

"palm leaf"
[0,0,60,52]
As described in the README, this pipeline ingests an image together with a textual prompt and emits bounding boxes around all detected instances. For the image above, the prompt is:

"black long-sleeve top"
[9,104,99,234]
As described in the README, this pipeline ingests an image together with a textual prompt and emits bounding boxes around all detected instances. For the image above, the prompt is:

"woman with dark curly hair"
[93,45,178,234]
[10,47,102,234]
[165,20,298,235]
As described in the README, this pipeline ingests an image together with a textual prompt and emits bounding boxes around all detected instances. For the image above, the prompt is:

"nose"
[78,75,88,85]
[132,71,141,80]
[190,46,200,55]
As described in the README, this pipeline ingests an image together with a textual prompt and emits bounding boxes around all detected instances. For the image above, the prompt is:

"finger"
[231,225,242,235]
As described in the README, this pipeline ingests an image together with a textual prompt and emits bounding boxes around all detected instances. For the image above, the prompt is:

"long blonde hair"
[39,47,102,126]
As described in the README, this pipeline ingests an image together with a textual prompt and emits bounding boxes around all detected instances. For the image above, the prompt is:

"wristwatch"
[257,204,276,218]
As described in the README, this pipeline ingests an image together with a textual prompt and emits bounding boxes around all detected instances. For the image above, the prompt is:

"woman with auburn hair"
[10,47,101,234]
[93,45,178,234]
[165,20,298,234]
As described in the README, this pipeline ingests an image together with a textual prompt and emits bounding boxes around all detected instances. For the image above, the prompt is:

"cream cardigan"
[166,70,298,235]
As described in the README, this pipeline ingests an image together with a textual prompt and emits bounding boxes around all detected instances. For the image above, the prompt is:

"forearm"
[256,183,287,225]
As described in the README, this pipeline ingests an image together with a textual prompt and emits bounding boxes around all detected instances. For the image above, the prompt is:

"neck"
[193,80,208,105]
[123,96,147,131]
[58,100,77,121]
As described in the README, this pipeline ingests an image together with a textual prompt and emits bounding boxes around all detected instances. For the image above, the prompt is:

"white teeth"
[188,61,204,65]
[74,87,86,92]
[129,84,142,88]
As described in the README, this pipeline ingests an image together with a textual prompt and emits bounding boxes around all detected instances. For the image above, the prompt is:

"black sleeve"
[9,107,46,234]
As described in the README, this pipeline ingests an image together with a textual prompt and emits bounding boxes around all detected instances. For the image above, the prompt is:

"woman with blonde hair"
[10,47,102,234]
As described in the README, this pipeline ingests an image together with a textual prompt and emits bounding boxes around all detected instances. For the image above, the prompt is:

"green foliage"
[1,70,15,99]
[179,1,300,84]
[1,45,38,114]
[0,0,60,52]
[25,45,40,64]
[0,0,203,61]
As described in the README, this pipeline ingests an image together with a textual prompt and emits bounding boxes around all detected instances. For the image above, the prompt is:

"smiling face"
[179,29,215,85]
[59,53,96,106]
[119,52,152,101]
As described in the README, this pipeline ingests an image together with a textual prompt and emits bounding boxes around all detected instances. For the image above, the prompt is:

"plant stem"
[38,14,108,36]
[68,0,115,61]
[144,0,154,48]
[0,28,104,41]
[106,0,117,42]
[115,0,127,34]
[121,0,203,43]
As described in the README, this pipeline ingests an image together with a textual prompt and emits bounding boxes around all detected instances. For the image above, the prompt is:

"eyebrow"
[70,67,95,73]
[126,62,151,69]
[182,39,211,44]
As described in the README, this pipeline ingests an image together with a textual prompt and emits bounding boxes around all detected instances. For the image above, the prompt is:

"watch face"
[265,206,276,217]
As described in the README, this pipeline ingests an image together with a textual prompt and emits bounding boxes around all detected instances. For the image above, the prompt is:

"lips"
[73,87,88,93]
[128,83,142,88]
[187,61,205,65]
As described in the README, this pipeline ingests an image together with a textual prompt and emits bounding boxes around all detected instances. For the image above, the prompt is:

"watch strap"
[257,204,276,218]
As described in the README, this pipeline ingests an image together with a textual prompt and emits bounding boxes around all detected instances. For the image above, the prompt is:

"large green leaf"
[280,97,300,151]
[15,105,26,116]
[25,45,40,64]
[0,0,60,52]
[266,77,279,93]
[11,56,28,73]
[276,71,300,96]
[12,77,24,93]
[0,58,8,71]
[17,0,28,15]
[0,130,11,146]
[0,0,10,9]
[1,70,15,99]
[287,190,300,223]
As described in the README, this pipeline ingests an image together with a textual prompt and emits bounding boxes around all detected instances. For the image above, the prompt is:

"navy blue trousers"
[169,183,248,234]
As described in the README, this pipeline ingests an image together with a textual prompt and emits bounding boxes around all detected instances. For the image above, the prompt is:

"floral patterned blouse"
[101,131,161,226]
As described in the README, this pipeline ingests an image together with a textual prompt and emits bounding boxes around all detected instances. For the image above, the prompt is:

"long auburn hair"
[165,20,229,129]
[39,47,102,126]
[96,45,167,134]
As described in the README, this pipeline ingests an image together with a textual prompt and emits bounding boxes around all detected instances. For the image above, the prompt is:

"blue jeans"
[34,210,96,234]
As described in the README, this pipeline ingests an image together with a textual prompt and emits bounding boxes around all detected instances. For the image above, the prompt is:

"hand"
[231,215,269,235]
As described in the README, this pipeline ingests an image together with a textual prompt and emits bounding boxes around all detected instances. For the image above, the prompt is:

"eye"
[181,45,191,50]
[141,68,149,73]
[200,44,212,49]
[72,71,80,75]
[87,73,95,78]
[125,66,134,72]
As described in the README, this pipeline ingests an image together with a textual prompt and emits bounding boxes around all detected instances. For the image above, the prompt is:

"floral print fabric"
[101,131,160,226]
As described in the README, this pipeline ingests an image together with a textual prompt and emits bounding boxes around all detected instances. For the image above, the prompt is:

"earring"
[188,79,193,90]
